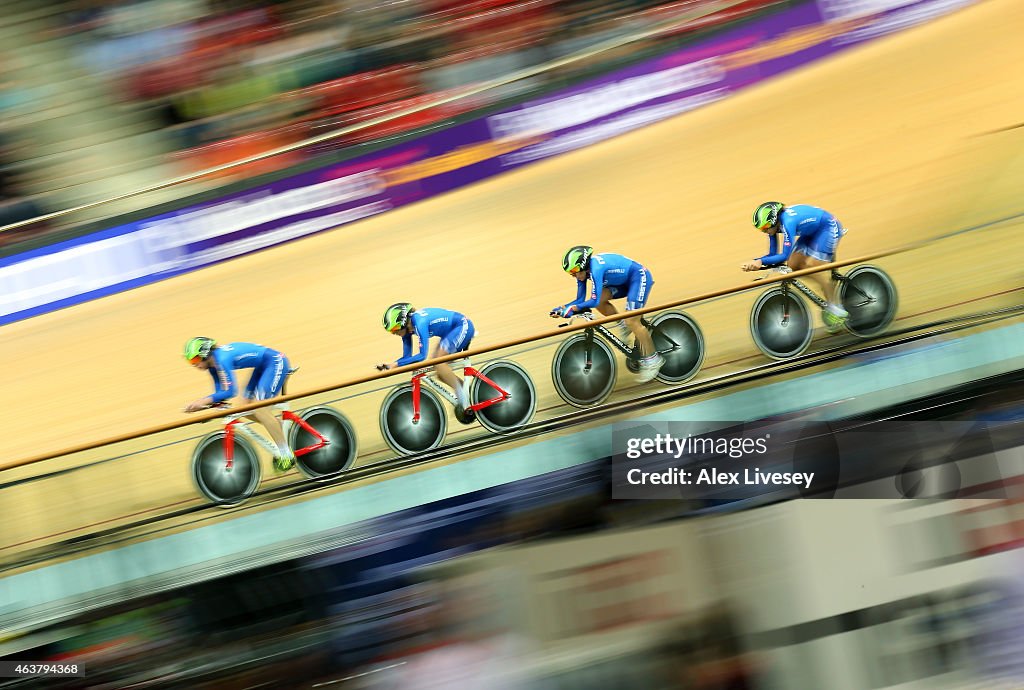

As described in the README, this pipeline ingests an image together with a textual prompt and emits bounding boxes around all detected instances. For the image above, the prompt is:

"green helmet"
[184,337,216,361]
[562,245,593,274]
[753,202,784,230]
[383,302,413,333]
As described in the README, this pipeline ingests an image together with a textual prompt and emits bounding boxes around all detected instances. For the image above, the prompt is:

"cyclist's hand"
[553,305,577,319]
[376,363,391,371]
[741,259,764,272]
[549,305,565,319]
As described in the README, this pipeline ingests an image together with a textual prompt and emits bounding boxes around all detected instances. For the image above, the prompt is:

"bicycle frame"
[773,268,875,317]
[221,405,329,469]
[782,277,829,310]
[569,312,678,372]
[408,365,509,423]
[770,268,851,321]
[589,321,644,356]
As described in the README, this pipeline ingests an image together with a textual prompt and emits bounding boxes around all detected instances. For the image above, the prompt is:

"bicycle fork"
[583,328,596,373]
[774,279,825,327]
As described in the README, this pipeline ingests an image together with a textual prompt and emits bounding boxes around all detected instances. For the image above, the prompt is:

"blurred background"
[0,0,774,244]
[3,0,1024,688]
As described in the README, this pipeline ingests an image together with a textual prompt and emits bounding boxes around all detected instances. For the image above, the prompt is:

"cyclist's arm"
[758,226,796,267]
[553,279,589,315]
[573,265,606,310]
[208,365,238,403]
[396,320,429,366]
[564,278,588,309]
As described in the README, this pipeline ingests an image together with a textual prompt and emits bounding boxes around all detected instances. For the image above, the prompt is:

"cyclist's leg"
[787,250,832,302]
[599,287,634,341]
[596,287,621,317]
[625,268,656,359]
[821,219,847,312]
[435,319,474,408]
[792,222,847,313]
[249,406,287,448]
[247,355,293,466]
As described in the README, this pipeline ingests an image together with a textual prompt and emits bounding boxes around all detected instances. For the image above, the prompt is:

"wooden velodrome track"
[1,0,1023,566]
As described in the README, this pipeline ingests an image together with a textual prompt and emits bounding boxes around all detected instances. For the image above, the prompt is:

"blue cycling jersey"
[207,342,285,403]
[567,253,646,310]
[397,308,469,367]
[758,204,837,267]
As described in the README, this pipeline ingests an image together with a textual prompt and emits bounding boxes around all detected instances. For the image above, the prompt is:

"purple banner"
[0,0,978,326]
[489,0,977,169]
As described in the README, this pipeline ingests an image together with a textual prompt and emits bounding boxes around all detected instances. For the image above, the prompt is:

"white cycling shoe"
[635,353,665,383]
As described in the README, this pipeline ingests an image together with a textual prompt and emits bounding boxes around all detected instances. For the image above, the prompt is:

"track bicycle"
[750,265,898,360]
[190,369,358,507]
[379,359,537,456]
[551,309,705,408]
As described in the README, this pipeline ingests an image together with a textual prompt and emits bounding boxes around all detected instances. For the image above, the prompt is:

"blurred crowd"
[0,0,781,246]
[0,68,47,232]
[59,0,713,151]
[0,560,763,690]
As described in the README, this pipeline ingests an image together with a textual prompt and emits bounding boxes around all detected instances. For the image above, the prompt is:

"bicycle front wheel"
[380,384,448,457]
[750,287,813,360]
[290,406,358,481]
[471,360,537,433]
[840,265,898,337]
[191,432,262,508]
[652,311,705,384]
[552,334,617,408]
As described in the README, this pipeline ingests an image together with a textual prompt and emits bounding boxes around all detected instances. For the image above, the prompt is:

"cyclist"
[378,304,477,422]
[551,246,663,382]
[743,201,850,331]
[183,337,296,473]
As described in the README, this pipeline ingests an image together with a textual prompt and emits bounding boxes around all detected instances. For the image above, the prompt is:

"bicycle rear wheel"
[191,432,262,507]
[651,311,705,384]
[552,334,617,408]
[380,384,448,456]
[840,265,898,337]
[290,406,358,481]
[471,360,537,433]
[750,287,813,360]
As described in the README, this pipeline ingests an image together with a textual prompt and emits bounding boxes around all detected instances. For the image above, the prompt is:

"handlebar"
[751,266,794,282]
[555,310,596,327]
[195,400,229,409]
[182,400,232,420]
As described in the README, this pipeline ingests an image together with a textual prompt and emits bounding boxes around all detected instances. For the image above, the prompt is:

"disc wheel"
[290,406,358,481]
[750,287,813,360]
[840,265,898,337]
[470,360,537,433]
[651,311,705,384]
[552,334,617,408]
[191,432,262,507]
[379,384,448,456]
